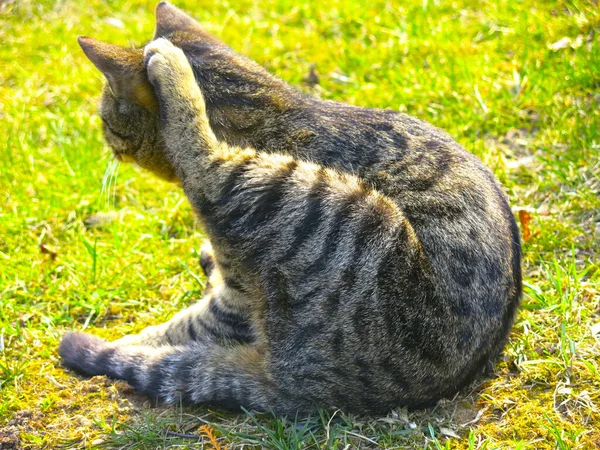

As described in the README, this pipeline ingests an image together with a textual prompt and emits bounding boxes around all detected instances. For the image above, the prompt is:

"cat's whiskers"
[100,160,112,206]
[102,160,113,208]
[101,158,120,211]
[110,159,120,209]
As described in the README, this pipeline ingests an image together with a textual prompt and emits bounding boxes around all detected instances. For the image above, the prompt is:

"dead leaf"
[461,407,488,427]
[549,35,584,51]
[440,427,460,438]
[303,63,319,86]
[518,209,532,242]
[40,243,57,260]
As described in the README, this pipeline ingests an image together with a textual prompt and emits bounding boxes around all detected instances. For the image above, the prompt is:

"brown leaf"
[39,243,57,260]
[303,63,319,87]
[199,425,226,450]
[518,209,532,242]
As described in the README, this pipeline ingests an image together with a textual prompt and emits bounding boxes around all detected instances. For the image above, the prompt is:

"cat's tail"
[59,332,282,411]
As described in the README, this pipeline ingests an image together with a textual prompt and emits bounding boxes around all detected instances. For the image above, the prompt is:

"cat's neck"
[176,36,309,150]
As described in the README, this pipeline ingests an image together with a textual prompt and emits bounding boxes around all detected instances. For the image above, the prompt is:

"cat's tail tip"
[59,331,109,376]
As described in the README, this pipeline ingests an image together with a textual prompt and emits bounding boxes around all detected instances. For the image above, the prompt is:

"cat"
[59,1,522,415]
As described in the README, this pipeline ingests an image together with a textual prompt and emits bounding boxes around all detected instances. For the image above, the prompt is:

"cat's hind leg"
[112,278,254,347]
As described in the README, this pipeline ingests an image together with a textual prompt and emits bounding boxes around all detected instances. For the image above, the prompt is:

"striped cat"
[59,2,522,415]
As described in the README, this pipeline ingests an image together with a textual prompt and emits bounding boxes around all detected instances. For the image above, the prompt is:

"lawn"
[0,0,599,448]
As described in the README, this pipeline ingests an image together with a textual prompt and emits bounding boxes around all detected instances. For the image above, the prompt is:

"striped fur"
[60,2,522,415]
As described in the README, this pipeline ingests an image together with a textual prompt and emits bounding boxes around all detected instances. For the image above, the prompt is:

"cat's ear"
[78,36,158,112]
[154,1,222,44]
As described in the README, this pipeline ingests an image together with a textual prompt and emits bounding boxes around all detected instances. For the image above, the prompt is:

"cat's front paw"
[199,240,216,278]
[144,38,196,91]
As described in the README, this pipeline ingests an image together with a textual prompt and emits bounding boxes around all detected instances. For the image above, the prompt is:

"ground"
[0,0,599,448]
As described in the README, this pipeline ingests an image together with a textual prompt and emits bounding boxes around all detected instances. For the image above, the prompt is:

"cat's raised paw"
[143,38,172,68]
[143,38,194,88]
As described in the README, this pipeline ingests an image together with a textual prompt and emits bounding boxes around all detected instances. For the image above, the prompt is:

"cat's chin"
[116,156,180,185]
[114,153,136,163]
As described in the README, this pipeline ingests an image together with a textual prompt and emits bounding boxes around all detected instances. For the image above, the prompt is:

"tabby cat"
[59,2,522,415]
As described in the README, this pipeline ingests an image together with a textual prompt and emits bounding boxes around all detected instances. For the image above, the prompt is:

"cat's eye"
[101,118,133,142]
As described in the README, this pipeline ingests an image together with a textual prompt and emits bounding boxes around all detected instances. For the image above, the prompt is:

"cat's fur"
[60,2,522,415]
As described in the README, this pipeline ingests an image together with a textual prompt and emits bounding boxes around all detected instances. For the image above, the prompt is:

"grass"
[0,0,599,447]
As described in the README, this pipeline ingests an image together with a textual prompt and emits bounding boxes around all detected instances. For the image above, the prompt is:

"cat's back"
[323,103,523,346]
[262,100,522,412]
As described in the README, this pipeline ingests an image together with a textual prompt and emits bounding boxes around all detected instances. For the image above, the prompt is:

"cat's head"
[78,37,175,180]
[78,2,222,183]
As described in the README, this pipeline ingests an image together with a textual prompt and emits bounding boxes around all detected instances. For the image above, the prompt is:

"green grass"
[1,0,599,448]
